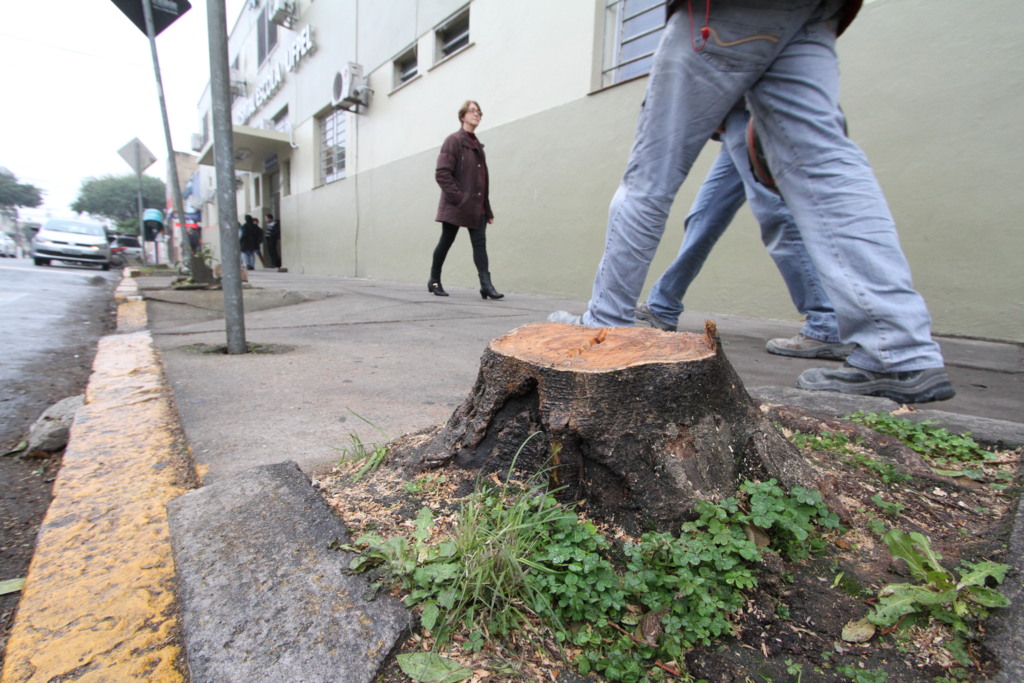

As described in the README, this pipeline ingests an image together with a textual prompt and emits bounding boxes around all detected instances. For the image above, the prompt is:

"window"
[436,9,470,62]
[258,6,279,65]
[271,106,289,132]
[319,109,346,184]
[602,0,666,87]
[393,46,418,89]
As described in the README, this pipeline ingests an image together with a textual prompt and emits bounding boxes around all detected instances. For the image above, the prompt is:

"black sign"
[111,0,192,37]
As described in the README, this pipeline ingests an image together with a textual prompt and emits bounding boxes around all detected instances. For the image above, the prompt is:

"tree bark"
[393,321,814,532]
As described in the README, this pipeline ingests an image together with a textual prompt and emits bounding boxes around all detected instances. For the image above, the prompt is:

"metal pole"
[207,0,247,354]
[140,0,188,270]
[135,147,148,266]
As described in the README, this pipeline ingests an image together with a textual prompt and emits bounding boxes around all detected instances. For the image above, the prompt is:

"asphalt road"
[0,257,118,670]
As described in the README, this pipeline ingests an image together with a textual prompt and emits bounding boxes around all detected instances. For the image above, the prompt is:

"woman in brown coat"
[428,100,503,299]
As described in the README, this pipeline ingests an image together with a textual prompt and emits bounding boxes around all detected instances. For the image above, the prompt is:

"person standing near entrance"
[428,100,503,300]
[239,214,263,270]
[264,213,281,269]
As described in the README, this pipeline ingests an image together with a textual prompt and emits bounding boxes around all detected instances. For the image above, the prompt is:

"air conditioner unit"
[269,0,295,28]
[229,69,247,96]
[331,62,370,110]
[190,133,204,152]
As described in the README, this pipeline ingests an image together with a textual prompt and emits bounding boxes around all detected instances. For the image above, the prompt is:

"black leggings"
[430,220,488,280]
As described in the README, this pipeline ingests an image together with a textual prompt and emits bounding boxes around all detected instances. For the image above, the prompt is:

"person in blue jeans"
[549,0,954,403]
[636,107,853,361]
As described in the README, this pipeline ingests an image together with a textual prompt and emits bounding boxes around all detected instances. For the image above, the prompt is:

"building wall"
[200,0,1024,343]
[669,0,1024,343]
[837,0,1024,343]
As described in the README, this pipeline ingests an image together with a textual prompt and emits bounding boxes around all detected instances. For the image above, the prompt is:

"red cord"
[688,0,711,51]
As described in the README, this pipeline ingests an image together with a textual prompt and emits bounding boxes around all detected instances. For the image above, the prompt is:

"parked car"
[109,236,143,265]
[31,219,111,270]
[0,232,16,258]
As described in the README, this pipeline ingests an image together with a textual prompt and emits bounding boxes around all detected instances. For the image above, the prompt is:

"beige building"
[191,0,1024,343]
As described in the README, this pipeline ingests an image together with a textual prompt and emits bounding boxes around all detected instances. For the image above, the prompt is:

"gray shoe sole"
[635,304,677,332]
[766,339,854,360]
[796,367,956,404]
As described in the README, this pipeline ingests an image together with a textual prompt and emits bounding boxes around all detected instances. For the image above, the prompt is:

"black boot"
[478,272,504,300]
[428,278,448,296]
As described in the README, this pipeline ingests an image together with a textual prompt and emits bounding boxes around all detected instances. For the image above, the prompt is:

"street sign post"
[118,138,158,264]
[118,138,157,175]
[114,0,206,278]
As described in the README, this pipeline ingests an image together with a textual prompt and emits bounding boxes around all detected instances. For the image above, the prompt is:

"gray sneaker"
[548,310,583,325]
[766,333,854,360]
[796,365,956,404]
[635,302,677,332]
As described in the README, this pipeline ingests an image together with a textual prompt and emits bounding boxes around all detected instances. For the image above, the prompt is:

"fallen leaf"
[635,609,665,645]
[0,578,26,596]
[842,618,876,643]
[2,441,28,457]
[397,652,474,682]
[743,523,771,547]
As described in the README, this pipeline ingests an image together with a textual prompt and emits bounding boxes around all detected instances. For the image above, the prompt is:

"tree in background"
[71,174,166,229]
[0,168,44,213]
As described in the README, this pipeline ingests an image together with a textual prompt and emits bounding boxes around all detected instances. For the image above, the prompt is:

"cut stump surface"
[495,322,715,371]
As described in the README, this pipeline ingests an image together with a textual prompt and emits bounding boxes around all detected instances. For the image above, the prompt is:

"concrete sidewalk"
[143,270,1023,483]
[3,269,1021,682]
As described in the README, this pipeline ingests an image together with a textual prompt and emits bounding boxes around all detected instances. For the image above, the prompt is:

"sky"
[2,0,245,223]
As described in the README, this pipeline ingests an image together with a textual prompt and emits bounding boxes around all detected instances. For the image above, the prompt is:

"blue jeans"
[242,250,257,268]
[582,0,944,372]
[646,108,841,342]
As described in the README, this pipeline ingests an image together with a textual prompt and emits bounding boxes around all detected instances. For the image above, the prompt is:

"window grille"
[602,0,666,87]
[319,109,346,184]
[436,10,470,62]
[258,6,279,65]
[394,47,418,88]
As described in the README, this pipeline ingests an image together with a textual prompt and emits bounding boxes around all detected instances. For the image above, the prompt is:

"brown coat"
[434,129,493,228]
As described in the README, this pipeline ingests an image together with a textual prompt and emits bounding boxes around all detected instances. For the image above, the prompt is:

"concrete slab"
[750,386,900,418]
[987,491,1024,683]
[166,461,410,683]
[905,410,1024,449]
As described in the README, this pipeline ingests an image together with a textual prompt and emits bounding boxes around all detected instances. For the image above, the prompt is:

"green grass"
[844,411,998,466]
[343,436,840,682]
[335,410,390,482]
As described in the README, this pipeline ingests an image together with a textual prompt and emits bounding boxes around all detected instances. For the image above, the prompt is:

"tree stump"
[188,252,216,285]
[394,321,814,532]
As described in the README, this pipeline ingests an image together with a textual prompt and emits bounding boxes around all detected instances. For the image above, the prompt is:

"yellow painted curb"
[113,273,140,303]
[117,300,149,334]
[2,312,194,681]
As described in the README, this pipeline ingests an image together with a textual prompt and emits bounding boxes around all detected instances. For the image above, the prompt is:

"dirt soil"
[0,452,64,669]
[316,404,1022,683]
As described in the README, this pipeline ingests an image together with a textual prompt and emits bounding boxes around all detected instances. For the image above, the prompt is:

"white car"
[30,219,111,270]
[0,232,16,258]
